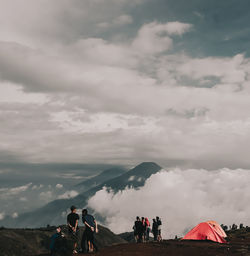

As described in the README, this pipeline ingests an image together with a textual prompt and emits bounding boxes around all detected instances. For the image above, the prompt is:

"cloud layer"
[88,169,250,237]
[1,0,250,169]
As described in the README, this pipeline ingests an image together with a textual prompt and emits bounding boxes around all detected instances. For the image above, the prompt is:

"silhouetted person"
[67,205,79,254]
[156,216,162,241]
[82,209,98,253]
[142,217,147,242]
[152,219,158,241]
[134,216,143,243]
[145,218,150,241]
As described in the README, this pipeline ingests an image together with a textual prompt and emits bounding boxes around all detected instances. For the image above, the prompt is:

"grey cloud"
[0,42,80,93]
[165,107,209,119]
[0,0,146,46]
[1,0,250,170]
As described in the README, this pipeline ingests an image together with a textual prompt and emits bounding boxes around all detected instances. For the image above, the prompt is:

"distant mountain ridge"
[91,162,162,192]
[0,162,163,228]
[76,167,126,192]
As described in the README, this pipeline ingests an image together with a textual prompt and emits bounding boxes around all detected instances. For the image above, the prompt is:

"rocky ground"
[1,227,250,256]
[90,239,249,256]
[71,228,250,256]
[0,225,126,256]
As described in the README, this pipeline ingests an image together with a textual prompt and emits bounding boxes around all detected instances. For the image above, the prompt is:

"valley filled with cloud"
[88,168,250,238]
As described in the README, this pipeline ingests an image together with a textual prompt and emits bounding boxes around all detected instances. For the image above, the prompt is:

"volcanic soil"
[81,239,250,256]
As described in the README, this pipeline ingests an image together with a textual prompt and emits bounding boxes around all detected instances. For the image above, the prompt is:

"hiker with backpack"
[67,205,79,254]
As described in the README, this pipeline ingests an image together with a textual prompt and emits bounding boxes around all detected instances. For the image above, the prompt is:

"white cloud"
[178,54,246,84]
[128,176,135,181]
[59,173,84,180]
[0,212,5,220]
[12,212,18,218]
[61,211,67,218]
[58,190,79,199]
[0,0,144,48]
[56,184,63,189]
[88,169,250,238]
[163,21,193,35]
[0,183,32,199]
[132,21,192,55]
[20,197,27,202]
[132,22,173,55]
[98,14,133,29]
[32,184,44,190]
[39,191,53,200]
[0,83,47,104]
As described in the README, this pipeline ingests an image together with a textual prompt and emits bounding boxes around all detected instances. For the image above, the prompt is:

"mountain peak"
[135,162,162,169]
[130,162,162,175]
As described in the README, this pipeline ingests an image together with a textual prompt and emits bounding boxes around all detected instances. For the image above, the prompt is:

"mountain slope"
[1,162,163,228]
[85,162,162,194]
[75,167,126,192]
[0,225,127,256]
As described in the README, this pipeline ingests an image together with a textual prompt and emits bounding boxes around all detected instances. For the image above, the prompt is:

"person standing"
[141,217,146,242]
[152,219,158,241]
[156,216,162,242]
[81,209,98,253]
[67,205,79,254]
[145,218,150,242]
[134,216,143,243]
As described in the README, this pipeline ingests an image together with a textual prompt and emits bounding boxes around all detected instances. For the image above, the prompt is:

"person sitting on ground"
[50,226,66,256]
[156,216,162,242]
[67,205,79,254]
[82,208,98,253]
[152,219,158,241]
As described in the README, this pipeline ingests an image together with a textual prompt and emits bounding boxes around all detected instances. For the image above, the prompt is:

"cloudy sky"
[1,0,250,169]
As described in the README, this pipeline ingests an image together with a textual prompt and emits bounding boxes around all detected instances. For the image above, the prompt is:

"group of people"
[50,208,163,255]
[133,216,162,243]
[50,205,98,255]
[67,206,98,254]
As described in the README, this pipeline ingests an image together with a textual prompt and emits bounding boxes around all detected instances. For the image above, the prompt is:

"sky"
[1,0,250,169]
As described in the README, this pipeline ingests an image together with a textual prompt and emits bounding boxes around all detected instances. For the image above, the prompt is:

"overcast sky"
[1,0,250,169]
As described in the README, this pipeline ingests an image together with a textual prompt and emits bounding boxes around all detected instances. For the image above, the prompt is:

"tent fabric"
[206,221,227,238]
[183,222,227,244]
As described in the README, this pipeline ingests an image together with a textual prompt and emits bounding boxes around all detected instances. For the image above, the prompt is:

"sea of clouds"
[88,169,250,238]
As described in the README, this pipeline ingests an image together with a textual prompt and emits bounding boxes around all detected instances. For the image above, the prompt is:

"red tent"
[183,221,227,244]
[206,221,227,238]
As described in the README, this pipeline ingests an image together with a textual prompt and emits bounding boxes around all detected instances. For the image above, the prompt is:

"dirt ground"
[38,228,250,256]
[75,239,250,256]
